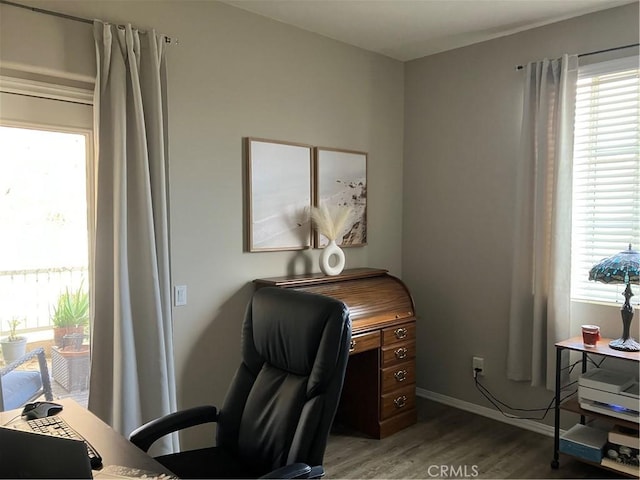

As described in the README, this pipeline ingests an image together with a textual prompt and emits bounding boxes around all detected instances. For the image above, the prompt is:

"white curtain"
[89,21,178,454]
[507,55,578,389]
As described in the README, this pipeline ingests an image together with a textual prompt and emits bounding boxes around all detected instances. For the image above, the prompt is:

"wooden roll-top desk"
[254,268,417,438]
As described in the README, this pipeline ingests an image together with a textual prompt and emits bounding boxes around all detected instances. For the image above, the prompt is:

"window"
[571,56,640,305]
[0,85,93,406]
[0,126,89,328]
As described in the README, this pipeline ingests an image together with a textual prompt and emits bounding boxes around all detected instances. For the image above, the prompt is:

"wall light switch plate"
[174,285,187,306]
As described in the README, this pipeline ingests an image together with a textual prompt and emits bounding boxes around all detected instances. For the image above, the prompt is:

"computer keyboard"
[26,415,103,469]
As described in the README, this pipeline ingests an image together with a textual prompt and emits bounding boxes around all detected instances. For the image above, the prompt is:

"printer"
[578,368,639,423]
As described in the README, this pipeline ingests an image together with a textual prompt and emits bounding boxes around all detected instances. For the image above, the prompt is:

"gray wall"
[2,0,638,446]
[0,0,404,448]
[403,2,639,425]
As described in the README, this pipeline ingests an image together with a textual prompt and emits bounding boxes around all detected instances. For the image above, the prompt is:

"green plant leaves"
[51,284,89,328]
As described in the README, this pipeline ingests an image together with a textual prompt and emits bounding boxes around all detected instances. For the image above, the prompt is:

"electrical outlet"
[473,356,484,376]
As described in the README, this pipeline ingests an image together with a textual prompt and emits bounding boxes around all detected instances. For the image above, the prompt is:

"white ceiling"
[221,0,637,61]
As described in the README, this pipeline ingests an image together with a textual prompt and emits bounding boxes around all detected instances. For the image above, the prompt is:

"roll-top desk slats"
[254,268,418,438]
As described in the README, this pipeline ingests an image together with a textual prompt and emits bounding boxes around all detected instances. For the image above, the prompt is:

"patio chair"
[0,347,54,411]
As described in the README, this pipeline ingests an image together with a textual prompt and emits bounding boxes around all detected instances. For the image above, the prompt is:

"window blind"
[571,56,640,305]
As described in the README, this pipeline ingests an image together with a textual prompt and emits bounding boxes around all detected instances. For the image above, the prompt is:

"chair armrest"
[306,466,324,479]
[129,405,218,452]
[0,347,52,411]
[35,348,53,401]
[260,464,324,479]
[0,347,46,376]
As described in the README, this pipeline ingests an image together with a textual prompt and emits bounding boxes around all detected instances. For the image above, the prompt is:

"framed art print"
[314,147,367,247]
[246,138,313,252]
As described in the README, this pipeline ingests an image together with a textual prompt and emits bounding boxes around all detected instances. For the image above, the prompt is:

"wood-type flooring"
[324,398,625,479]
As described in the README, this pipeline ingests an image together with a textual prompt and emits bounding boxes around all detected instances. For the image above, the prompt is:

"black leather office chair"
[130,287,351,478]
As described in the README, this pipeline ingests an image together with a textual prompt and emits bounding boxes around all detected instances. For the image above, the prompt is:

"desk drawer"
[380,385,415,420]
[381,361,415,394]
[349,331,380,355]
[382,322,416,345]
[381,340,416,367]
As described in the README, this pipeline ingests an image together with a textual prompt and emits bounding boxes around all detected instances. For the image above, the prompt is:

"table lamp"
[588,244,640,352]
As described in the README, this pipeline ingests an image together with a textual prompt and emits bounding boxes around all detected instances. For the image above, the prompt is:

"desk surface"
[556,335,640,361]
[0,398,174,477]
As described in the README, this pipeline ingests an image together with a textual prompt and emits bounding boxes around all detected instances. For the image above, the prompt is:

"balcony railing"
[0,266,88,336]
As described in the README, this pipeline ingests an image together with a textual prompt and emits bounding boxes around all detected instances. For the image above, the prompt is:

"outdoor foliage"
[51,284,89,328]
[5,318,23,341]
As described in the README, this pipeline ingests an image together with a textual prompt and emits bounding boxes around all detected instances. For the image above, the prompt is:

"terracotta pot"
[55,345,90,356]
[53,326,85,347]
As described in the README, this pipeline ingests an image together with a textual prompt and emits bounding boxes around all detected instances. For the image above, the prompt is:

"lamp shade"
[588,244,640,351]
[588,245,640,285]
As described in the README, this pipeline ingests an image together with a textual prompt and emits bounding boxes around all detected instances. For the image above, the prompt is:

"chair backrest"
[0,347,53,411]
[217,287,351,473]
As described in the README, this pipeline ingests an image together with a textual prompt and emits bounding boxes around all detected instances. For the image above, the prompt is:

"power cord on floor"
[472,357,599,421]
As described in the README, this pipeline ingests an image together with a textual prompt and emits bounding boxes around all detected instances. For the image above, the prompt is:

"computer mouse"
[21,401,64,420]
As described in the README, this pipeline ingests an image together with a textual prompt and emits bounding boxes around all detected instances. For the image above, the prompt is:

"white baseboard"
[416,387,561,438]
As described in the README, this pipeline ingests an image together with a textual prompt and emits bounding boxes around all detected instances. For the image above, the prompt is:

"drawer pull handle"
[394,395,407,408]
[395,347,408,359]
[394,370,407,382]
[349,340,356,352]
[394,327,408,339]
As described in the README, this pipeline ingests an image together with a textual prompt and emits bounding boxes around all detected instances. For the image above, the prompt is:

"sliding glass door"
[0,89,93,407]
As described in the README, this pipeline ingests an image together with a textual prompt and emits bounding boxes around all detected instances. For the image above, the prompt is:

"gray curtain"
[89,20,177,454]
[507,55,578,389]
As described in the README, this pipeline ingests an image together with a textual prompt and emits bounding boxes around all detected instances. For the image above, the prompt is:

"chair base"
[156,447,263,479]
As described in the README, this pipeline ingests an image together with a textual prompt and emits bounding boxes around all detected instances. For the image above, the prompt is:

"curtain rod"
[515,43,639,70]
[0,0,177,44]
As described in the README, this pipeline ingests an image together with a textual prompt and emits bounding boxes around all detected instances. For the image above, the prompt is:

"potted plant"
[0,318,28,363]
[51,284,89,347]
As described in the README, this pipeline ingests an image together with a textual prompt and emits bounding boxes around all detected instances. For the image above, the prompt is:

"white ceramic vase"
[320,239,345,276]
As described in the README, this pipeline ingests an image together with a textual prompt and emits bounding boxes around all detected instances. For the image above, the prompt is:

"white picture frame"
[246,138,313,252]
